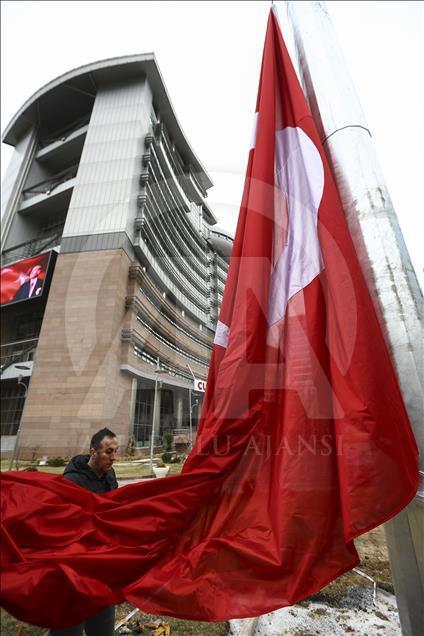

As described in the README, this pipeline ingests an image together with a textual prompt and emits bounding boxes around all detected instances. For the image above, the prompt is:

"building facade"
[1,54,232,458]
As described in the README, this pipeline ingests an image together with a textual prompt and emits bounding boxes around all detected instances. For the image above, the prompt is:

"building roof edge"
[2,53,213,190]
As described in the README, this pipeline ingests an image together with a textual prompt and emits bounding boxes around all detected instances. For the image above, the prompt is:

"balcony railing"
[1,232,62,265]
[37,114,91,149]
[21,165,78,201]
[0,338,38,373]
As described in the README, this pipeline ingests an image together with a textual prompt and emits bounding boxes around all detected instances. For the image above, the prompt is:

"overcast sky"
[1,1,423,287]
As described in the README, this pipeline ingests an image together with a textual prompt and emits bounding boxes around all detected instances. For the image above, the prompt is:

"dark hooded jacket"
[63,454,118,494]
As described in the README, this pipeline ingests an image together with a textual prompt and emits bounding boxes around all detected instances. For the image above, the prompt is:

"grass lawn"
[1,459,183,479]
[1,606,228,635]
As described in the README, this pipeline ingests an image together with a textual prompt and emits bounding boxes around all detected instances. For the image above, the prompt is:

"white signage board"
[193,378,206,392]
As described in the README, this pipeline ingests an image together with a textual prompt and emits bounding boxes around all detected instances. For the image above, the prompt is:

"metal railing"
[1,232,62,265]
[37,114,90,149]
[0,338,38,373]
[21,165,78,200]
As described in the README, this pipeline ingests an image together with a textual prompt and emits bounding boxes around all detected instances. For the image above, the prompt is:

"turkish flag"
[0,8,418,629]
[205,5,420,543]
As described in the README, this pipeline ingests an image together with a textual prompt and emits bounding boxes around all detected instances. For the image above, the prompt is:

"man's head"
[88,428,119,476]
[29,265,42,279]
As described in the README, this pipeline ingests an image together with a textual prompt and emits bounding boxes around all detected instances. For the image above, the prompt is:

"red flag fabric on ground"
[1,8,418,629]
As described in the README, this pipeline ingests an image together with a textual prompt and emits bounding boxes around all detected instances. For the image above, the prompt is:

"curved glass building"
[0,54,233,457]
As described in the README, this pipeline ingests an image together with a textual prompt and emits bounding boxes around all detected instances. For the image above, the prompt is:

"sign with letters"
[193,378,206,392]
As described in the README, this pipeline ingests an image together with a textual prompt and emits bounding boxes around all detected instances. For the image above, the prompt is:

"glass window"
[133,386,153,447]
[0,381,27,436]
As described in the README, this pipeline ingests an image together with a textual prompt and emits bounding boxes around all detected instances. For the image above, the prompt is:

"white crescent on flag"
[268,126,324,326]
[215,125,324,349]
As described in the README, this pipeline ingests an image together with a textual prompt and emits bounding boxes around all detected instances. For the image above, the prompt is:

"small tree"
[126,435,136,457]
[162,432,173,452]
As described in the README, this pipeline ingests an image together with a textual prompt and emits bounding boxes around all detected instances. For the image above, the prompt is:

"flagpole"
[283,2,423,634]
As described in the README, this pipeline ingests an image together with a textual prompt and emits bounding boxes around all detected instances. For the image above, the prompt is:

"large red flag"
[1,8,418,628]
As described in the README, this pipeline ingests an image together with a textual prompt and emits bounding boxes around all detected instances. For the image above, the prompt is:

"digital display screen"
[1,251,54,307]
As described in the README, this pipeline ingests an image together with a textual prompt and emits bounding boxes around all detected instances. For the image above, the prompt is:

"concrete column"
[176,391,184,427]
[152,382,162,445]
[1,128,38,252]
[127,377,138,445]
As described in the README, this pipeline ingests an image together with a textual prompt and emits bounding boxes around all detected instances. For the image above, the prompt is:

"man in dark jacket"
[13,264,45,301]
[63,430,119,494]
[50,428,119,636]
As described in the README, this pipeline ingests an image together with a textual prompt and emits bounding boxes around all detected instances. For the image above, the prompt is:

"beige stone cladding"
[18,249,133,458]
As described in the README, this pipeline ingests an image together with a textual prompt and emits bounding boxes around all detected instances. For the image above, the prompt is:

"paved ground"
[229,586,400,635]
[118,477,148,486]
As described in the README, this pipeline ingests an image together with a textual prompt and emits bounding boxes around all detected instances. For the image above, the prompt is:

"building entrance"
[132,377,202,448]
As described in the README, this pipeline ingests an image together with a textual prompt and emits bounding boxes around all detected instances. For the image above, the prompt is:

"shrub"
[162,432,173,452]
[126,435,136,457]
[161,452,173,464]
[47,456,68,467]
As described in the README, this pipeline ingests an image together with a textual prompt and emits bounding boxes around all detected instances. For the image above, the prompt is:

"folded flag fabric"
[0,8,418,629]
